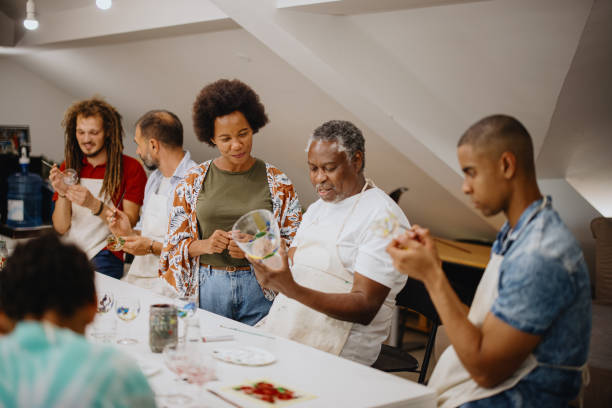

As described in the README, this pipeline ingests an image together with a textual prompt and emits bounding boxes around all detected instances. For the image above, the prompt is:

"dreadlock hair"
[62,97,124,202]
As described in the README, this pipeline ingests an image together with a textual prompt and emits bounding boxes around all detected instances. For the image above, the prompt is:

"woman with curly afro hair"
[159,79,302,325]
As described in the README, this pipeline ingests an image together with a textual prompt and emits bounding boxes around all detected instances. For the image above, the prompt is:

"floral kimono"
[159,160,302,296]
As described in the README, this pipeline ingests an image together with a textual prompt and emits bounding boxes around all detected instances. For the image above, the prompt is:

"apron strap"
[336,177,375,240]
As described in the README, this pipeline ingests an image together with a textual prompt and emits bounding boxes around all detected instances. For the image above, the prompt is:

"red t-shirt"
[53,154,147,260]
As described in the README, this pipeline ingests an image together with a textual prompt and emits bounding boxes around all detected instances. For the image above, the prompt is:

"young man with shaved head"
[387,115,591,407]
[109,110,196,291]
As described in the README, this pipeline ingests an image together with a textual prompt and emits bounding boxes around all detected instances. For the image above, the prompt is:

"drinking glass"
[232,209,282,269]
[106,234,125,251]
[63,168,79,186]
[370,210,408,239]
[90,314,117,344]
[115,297,141,344]
[161,343,193,405]
[182,346,217,401]
[175,294,198,343]
[96,289,115,314]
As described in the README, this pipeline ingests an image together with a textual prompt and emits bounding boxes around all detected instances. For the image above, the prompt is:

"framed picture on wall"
[0,125,30,156]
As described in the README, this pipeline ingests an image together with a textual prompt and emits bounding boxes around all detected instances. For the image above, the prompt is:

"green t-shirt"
[197,158,272,267]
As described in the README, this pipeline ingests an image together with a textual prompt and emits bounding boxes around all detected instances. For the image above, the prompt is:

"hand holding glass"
[232,209,282,269]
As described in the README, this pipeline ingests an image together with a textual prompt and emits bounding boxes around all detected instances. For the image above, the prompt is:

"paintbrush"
[41,159,56,168]
[219,324,276,340]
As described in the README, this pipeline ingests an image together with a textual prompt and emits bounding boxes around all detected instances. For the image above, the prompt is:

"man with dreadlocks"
[50,97,147,279]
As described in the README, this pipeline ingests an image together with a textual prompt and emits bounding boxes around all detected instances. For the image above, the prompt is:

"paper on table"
[209,379,316,408]
[212,347,276,366]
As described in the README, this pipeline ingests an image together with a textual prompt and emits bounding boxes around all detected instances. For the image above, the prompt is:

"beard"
[140,153,158,171]
[83,144,105,158]
[315,183,346,203]
[143,161,157,171]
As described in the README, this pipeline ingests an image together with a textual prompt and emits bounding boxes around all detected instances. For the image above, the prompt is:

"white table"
[94,273,436,408]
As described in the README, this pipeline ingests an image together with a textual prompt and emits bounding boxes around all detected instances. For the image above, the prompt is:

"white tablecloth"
[93,273,436,408]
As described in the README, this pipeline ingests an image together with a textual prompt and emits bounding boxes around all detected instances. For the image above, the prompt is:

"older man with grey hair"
[252,120,409,365]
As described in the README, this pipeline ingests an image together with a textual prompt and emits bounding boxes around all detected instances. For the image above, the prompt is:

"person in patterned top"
[159,79,301,325]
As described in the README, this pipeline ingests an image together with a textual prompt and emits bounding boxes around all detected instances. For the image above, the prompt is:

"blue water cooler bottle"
[6,147,42,228]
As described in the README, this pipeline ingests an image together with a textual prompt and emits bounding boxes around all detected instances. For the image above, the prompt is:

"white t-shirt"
[156,176,172,196]
[292,187,409,365]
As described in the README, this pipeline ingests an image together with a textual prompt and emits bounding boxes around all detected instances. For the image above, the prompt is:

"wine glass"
[232,209,282,269]
[175,294,198,343]
[161,343,193,405]
[182,346,217,401]
[90,314,117,344]
[96,289,114,314]
[115,297,140,344]
[370,210,409,238]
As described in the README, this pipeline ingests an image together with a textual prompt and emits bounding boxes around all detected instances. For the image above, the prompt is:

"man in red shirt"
[49,97,147,279]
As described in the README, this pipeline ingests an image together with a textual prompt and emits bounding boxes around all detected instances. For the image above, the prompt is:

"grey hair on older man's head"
[306,120,365,173]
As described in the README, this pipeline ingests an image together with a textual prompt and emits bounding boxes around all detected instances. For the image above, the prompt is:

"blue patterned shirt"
[0,322,156,408]
[463,197,591,407]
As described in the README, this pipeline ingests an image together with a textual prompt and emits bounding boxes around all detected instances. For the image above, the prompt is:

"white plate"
[137,360,163,377]
[211,346,276,366]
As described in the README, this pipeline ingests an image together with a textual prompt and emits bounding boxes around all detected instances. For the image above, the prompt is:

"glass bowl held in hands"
[370,210,409,239]
[231,209,282,269]
[106,235,125,251]
[63,168,79,186]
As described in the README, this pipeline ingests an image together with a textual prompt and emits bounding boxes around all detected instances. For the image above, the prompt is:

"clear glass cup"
[175,294,198,343]
[63,168,79,186]
[96,289,115,314]
[183,346,217,401]
[115,297,140,344]
[90,314,117,343]
[161,343,193,405]
[370,210,408,239]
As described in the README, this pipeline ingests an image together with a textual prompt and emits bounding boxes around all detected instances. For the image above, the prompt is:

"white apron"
[123,188,169,291]
[429,197,586,407]
[63,178,109,260]
[257,181,374,355]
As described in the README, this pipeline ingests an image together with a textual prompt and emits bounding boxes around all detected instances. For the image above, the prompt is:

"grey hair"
[305,120,365,172]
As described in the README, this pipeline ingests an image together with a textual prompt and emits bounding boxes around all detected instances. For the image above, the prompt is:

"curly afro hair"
[0,232,95,321]
[192,79,269,146]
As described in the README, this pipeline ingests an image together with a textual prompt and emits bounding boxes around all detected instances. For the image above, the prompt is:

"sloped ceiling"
[1,0,609,270]
[538,0,612,217]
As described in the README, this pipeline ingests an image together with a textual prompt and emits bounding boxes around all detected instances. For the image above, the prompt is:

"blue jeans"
[198,265,272,326]
[92,249,124,279]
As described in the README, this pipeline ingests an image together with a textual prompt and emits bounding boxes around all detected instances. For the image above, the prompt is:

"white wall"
[0,58,76,161]
[4,27,498,241]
